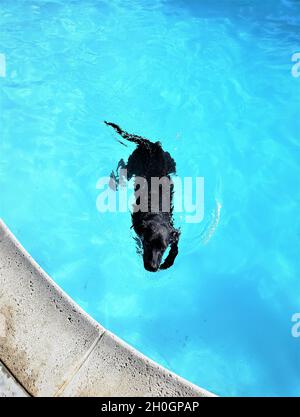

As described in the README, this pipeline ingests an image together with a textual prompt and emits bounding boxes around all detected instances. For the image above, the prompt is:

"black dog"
[105,121,180,272]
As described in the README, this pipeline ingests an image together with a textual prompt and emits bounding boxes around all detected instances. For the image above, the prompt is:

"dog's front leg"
[109,158,127,190]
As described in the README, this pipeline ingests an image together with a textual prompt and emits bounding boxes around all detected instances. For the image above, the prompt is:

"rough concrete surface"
[0,219,214,397]
[0,361,29,397]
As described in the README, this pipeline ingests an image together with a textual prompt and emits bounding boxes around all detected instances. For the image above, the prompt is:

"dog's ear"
[160,228,180,270]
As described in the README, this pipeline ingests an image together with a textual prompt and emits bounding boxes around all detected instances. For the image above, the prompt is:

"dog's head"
[138,220,180,272]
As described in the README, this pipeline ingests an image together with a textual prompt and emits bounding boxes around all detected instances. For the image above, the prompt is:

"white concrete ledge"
[0,219,214,397]
[0,361,29,397]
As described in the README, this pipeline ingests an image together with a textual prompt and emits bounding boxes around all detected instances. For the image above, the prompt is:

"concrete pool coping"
[0,218,214,397]
[0,361,29,397]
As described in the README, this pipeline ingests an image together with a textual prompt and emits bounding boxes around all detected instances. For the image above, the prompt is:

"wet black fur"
[105,121,180,272]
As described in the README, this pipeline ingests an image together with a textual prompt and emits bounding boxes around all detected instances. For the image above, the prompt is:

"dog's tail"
[104,121,152,146]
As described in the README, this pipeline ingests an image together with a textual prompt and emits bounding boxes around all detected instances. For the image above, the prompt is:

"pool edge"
[0,218,215,397]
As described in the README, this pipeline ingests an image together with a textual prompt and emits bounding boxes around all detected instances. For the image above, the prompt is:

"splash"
[200,199,222,245]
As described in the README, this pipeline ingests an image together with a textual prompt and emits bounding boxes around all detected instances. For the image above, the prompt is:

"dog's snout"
[144,262,159,272]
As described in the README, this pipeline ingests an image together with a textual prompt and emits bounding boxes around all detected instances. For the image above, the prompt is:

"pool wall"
[0,219,214,397]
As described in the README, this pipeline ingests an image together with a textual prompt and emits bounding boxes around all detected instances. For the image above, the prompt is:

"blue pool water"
[1,0,300,396]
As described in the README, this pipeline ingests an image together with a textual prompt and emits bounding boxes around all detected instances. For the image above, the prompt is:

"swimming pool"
[0,0,299,396]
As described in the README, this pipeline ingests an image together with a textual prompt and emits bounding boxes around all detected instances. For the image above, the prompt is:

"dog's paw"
[109,171,118,191]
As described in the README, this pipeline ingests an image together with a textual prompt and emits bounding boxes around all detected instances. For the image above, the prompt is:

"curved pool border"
[0,219,214,397]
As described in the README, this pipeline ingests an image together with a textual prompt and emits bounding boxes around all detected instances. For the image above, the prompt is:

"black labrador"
[105,121,180,272]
